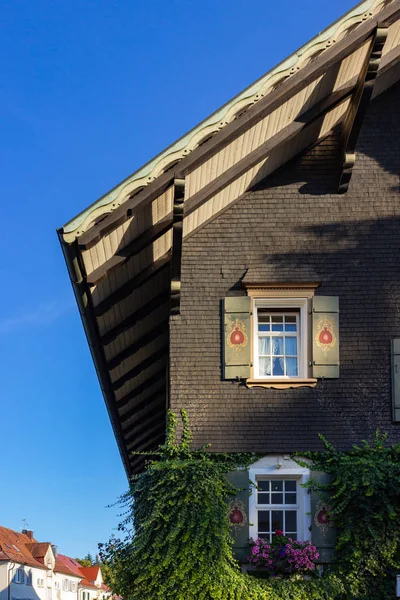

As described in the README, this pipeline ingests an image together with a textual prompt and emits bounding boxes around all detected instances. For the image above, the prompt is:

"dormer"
[26,542,55,571]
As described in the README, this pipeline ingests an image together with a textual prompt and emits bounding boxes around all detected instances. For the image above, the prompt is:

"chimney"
[51,545,58,558]
[22,530,34,540]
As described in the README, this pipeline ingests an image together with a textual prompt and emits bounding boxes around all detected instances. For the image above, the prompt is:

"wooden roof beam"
[107,322,169,370]
[122,398,166,440]
[116,367,166,409]
[120,392,166,432]
[112,345,168,392]
[85,215,173,286]
[123,410,166,447]
[184,80,356,217]
[338,25,389,193]
[77,172,174,249]
[93,253,171,317]
[100,290,169,345]
[127,427,165,455]
[170,179,185,316]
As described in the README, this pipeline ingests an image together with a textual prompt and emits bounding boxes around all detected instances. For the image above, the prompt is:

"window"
[249,455,311,542]
[37,578,45,587]
[55,581,60,590]
[256,478,299,541]
[63,579,69,591]
[13,568,25,584]
[253,298,308,380]
[256,310,300,377]
[223,292,339,383]
[70,582,77,592]
[26,570,33,585]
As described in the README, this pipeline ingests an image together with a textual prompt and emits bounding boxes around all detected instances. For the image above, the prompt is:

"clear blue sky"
[0,0,356,558]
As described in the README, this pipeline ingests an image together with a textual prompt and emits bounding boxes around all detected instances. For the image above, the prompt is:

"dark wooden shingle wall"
[170,83,400,453]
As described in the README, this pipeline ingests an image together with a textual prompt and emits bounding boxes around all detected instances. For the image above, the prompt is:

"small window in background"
[14,568,25,584]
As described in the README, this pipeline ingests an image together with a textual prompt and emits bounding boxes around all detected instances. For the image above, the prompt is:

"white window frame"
[253,297,309,380]
[54,581,60,590]
[37,578,45,587]
[249,455,311,542]
[26,569,33,585]
[63,579,69,592]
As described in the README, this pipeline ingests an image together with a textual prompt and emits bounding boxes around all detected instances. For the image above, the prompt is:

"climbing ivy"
[297,431,400,599]
[99,413,400,600]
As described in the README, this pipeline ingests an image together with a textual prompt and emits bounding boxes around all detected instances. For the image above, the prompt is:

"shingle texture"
[170,83,400,453]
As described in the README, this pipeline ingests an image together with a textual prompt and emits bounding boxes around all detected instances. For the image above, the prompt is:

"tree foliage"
[99,412,400,600]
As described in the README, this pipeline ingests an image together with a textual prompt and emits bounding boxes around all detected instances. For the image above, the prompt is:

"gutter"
[57,229,132,479]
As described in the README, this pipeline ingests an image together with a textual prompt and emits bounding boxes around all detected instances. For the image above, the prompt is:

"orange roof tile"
[0,526,46,570]
[79,578,98,589]
[79,566,101,582]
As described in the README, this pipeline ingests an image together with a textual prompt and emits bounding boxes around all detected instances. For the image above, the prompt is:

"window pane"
[258,324,270,332]
[285,511,297,533]
[258,337,270,355]
[259,357,271,377]
[272,338,284,355]
[271,511,283,531]
[286,358,298,376]
[285,337,297,355]
[258,492,270,504]
[285,493,297,504]
[285,324,297,332]
[258,481,269,491]
[258,511,270,532]
[272,357,284,376]
[271,493,283,504]
[271,481,283,492]
[285,316,296,323]
[272,316,283,331]
[285,481,296,491]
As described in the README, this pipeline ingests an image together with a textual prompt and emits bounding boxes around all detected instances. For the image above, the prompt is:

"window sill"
[246,378,317,389]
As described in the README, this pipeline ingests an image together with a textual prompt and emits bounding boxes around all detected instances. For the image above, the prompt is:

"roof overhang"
[58,0,400,477]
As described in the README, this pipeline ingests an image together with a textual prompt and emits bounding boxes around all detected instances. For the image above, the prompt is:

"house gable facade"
[58,0,400,561]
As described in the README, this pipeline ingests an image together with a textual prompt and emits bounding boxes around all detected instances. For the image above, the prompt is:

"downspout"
[7,562,15,600]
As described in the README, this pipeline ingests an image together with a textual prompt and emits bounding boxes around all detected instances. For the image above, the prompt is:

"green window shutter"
[392,339,400,422]
[312,296,339,378]
[310,470,336,563]
[226,470,250,563]
[223,296,251,380]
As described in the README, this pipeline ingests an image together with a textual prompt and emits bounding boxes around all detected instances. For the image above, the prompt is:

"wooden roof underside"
[59,0,400,477]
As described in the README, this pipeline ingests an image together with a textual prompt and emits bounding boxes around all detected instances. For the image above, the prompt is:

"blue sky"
[0,0,356,557]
